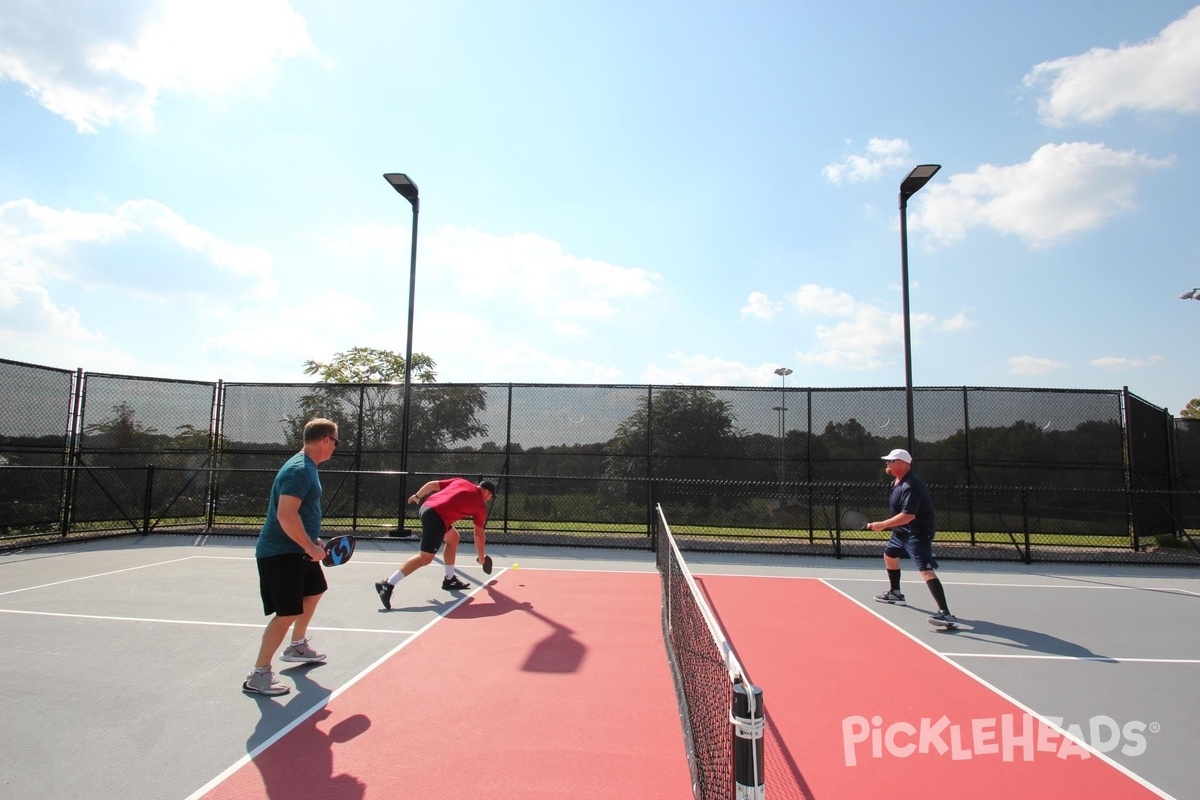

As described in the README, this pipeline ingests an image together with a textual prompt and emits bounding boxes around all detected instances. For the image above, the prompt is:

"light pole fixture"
[1180,289,1200,300]
[384,173,420,520]
[773,367,792,484]
[899,164,940,455]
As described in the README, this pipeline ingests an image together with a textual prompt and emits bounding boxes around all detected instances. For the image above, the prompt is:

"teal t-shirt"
[255,452,323,557]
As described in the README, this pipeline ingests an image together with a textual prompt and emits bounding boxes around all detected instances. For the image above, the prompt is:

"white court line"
[819,578,1178,800]
[183,574,497,800]
[942,652,1200,665]
[822,575,1200,591]
[691,573,1200,597]
[0,556,201,597]
[0,607,415,634]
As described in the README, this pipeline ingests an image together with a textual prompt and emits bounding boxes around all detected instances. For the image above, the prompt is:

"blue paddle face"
[322,535,355,566]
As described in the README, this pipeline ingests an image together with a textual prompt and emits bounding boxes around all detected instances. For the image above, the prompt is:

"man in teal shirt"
[243,418,340,696]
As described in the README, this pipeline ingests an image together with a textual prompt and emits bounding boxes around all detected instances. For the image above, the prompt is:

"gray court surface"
[1,535,1196,800]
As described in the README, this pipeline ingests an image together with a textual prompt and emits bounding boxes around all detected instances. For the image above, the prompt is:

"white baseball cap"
[881,448,913,463]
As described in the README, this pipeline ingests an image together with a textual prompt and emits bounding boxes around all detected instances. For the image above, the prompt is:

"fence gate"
[1125,389,1174,544]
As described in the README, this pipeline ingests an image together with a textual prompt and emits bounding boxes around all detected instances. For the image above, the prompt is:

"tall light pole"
[384,173,419,519]
[899,164,940,455]
[773,367,792,484]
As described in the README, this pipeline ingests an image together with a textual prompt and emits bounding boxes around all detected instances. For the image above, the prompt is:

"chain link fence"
[2,357,1198,564]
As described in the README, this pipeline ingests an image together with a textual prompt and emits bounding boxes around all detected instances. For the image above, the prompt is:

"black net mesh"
[657,504,736,800]
[2,360,1197,564]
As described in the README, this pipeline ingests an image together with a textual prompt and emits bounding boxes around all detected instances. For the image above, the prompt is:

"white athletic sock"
[387,571,405,585]
[444,564,455,578]
[289,638,306,647]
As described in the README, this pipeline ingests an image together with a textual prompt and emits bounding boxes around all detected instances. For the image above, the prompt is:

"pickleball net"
[655,503,765,800]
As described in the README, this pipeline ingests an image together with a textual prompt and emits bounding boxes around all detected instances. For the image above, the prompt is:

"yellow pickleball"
[513,563,520,570]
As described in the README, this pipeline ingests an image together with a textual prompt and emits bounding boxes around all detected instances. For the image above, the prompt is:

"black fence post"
[205,379,223,531]
[833,485,843,559]
[962,387,977,546]
[350,385,365,532]
[60,367,84,538]
[1020,487,1031,562]
[142,464,155,533]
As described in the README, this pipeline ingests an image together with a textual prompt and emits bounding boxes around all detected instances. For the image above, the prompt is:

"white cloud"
[823,138,912,185]
[0,196,287,378]
[1091,355,1163,370]
[0,280,109,362]
[0,198,278,299]
[940,311,974,332]
[421,225,659,329]
[1024,6,1200,126]
[789,284,858,317]
[0,0,318,132]
[912,143,1172,248]
[783,283,945,371]
[314,225,659,383]
[641,352,778,386]
[741,291,780,319]
[488,342,622,384]
[1008,355,1066,376]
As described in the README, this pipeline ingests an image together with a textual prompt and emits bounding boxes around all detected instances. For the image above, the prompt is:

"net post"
[732,682,765,799]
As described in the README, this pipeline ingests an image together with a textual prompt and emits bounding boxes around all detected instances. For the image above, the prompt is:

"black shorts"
[257,553,327,617]
[418,505,451,554]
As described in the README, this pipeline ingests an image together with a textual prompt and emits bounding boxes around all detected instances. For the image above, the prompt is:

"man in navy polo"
[867,448,957,628]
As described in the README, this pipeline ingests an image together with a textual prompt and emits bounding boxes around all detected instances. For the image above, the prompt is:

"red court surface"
[199,569,694,800]
[699,575,1170,799]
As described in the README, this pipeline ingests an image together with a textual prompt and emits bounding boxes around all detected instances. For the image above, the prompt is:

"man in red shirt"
[375,477,495,608]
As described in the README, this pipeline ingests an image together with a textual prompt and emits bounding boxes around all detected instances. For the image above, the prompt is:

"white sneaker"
[243,669,290,696]
[280,638,326,663]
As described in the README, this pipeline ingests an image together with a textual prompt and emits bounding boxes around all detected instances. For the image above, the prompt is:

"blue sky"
[2,2,1199,415]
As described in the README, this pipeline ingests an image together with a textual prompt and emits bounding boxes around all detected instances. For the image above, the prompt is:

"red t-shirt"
[425,478,488,527]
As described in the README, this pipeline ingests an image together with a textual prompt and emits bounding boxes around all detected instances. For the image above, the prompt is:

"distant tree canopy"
[1181,398,1200,419]
[288,347,487,450]
[304,346,437,384]
[605,387,741,482]
[76,402,213,463]
[83,401,158,447]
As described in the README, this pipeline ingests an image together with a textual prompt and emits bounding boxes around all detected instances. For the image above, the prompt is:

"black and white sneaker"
[874,589,906,605]
[375,580,394,610]
[928,611,959,629]
[442,575,470,591]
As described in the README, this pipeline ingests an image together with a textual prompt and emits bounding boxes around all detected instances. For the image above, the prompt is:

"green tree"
[1180,398,1200,419]
[287,347,487,451]
[816,417,878,460]
[605,387,742,483]
[303,346,437,384]
[83,401,159,449]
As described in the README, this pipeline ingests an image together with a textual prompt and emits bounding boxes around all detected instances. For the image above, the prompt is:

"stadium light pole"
[773,367,792,484]
[384,173,419,525]
[899,165,940,455]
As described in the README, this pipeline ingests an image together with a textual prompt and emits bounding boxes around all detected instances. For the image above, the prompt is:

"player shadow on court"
[453,583,587,673]
[245,665,372,799]
[901,602,1116,660]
